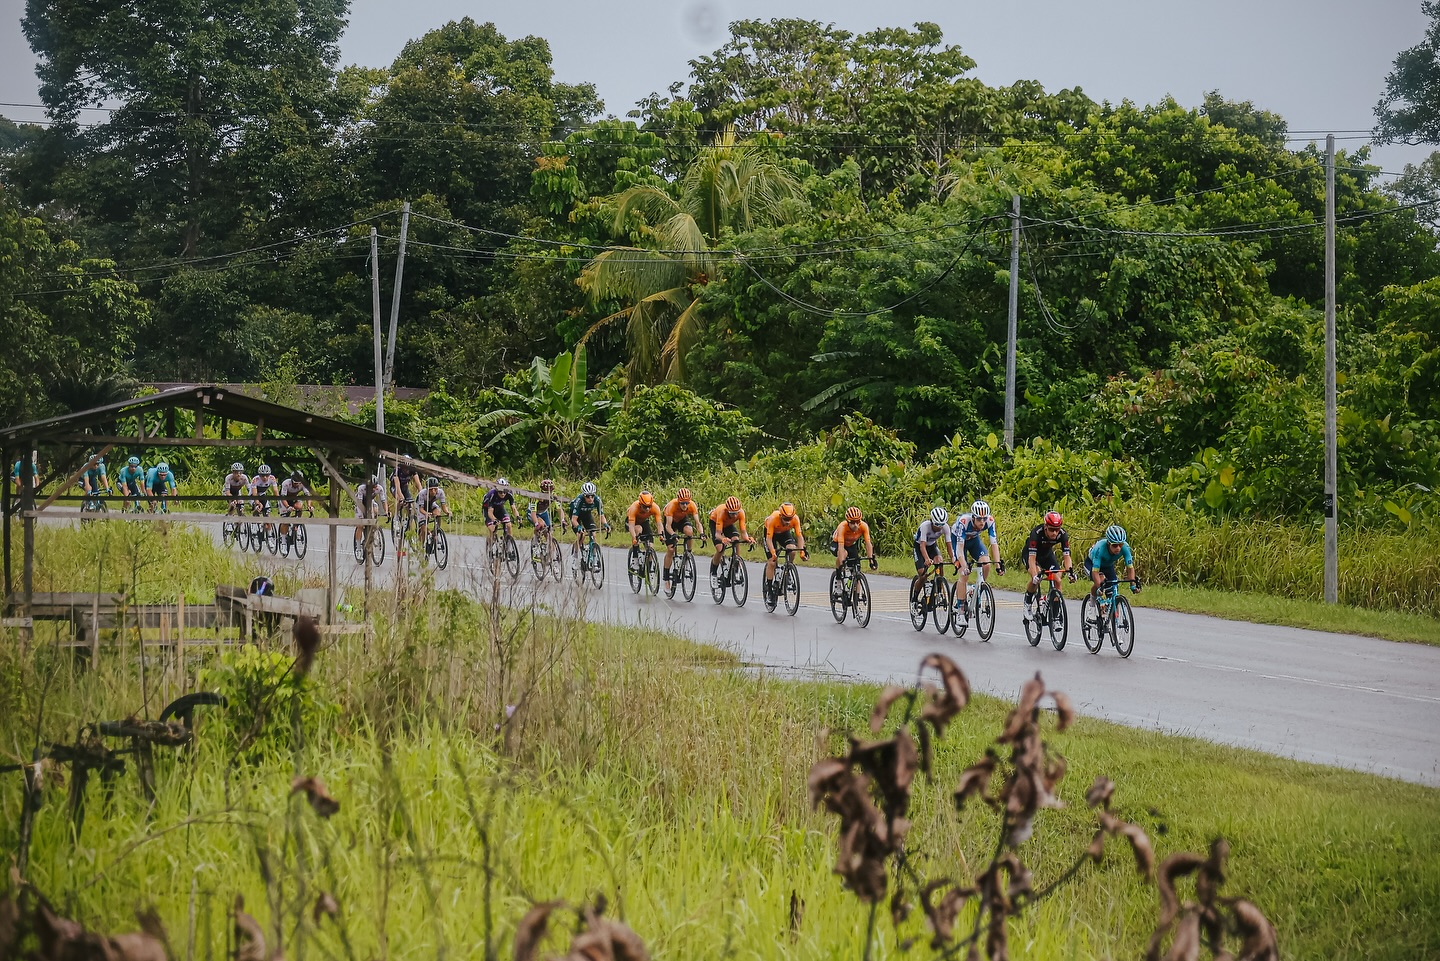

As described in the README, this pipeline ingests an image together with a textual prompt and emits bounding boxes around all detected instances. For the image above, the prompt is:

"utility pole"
[1004,195,1020,452]
[384,200,411,389]
[1324,136,1338,603]
[371,227,385,435]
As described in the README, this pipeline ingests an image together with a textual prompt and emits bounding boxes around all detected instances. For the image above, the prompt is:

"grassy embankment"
[1,523,1437,960]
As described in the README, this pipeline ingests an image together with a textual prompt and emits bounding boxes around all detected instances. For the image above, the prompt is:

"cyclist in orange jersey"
[707,496,755,587]
[661,487,702,586]
[762,502,806,590]
[626,490,663,567]
[831,506,878,571]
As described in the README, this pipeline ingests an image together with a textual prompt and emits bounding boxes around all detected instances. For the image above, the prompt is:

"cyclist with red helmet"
[707,496,754,587]
[1022,510,1074,620]
[831,506,877,572]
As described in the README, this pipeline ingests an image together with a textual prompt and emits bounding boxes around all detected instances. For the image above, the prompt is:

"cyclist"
[250,464,279,515]
[1086,525,1140,604]
[392,455,420,508]
[625,490,663,570]
[1022,510,1074,621]
[530,478,558,540]
[145,461,178,512]
[662,487,702,587]
[483,477,516,539]
[115,456,146,511]
[222,463,250,515]
[9,455,39,496]
[80,455,110,502]
[707,496,754,588]
[911,506,954,603]
[567,481,610,567]
[279,470,313,546]
[949,500,1003,616]
[353,474,388,551]
[831,506,877,572]
[416,476,452,546]
[762,502,806,600]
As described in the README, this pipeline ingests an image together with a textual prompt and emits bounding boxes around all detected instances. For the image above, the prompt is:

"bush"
[608,384,762,479]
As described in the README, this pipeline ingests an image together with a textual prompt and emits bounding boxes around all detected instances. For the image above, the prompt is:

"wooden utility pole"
[1324,135,1338,603]
[384,201,411,390]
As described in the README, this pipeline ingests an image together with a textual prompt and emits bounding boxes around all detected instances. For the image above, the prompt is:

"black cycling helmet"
[249,576,274,596]
[291,470,304,483]
[426,476,439,488]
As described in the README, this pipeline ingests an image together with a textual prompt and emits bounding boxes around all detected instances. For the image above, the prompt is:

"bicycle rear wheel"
[975,582,995,641]
[782,563,800,615]
[730,557,748,607]
[829,569,847,623]
[853,573,872,628]
[1047,589,1067,650]
[1111,596,1135,658]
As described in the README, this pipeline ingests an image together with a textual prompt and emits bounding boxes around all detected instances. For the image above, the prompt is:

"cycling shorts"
[533,509,551,528]
[710,521,741,541]
[768,530,798,556]
[961,533,990,563]
[487,505,512,524]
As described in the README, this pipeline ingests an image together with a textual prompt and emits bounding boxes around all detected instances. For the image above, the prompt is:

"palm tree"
[578,132,804,384]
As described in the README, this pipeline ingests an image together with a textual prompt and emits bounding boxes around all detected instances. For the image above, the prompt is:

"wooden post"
[327,481,339,624]
[21,460,35,648]
[3,444,11,605]
[177,594,186,691]
[90,593,100,670]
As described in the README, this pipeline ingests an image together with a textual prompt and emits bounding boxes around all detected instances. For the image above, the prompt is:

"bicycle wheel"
[909,579,928,631]
[223,522,238,549]
[852,573,872,628]
[1047,589,1067,650]
[680,553,697,601]
[762,565,779,613]
[371,528,386,566]
[531,535,548,580]
[1111,596,1135,658]
[548,537,564,579]
[503,534,520,578]
[627,547,643,594]
[712,558,729,604]
[730,556,748,607]
[434,529,449,570]
[975,582,996,642]
[1023,596,1042,646]
[391,508,404,548]
[829,569,847,623]
[239,525,253,552]
[279,527,292,558]
[932,577,952,634]
[1080,595,1102,653]
[782,563,800,616]
[643,547,660,595]
[294,524,308,559]
[587,542,605,589]
[353,530,366,563]
[265,524,279,554]
[664,553,680,598]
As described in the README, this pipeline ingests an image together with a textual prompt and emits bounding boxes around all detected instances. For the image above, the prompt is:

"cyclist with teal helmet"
[1085,525,1140,602]
[145,461,178,512]
[115,456,147,511]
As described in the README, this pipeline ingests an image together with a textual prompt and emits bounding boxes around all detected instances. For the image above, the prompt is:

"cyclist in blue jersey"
[115,457,146,511]
[80,455,110,498]
[1085,525,1140,602]
[566,482,609,566]
[145,461,178,512]
[10,456,40,496]
[949,500,1004,616]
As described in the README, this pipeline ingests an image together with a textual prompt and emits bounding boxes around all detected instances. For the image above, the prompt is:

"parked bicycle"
[1024,567,1072,650]
[1081,577,1139,658]
[950,559,1001,641]
[910,562,952,634]
[571,525,607,589]
[627,532,661,596]
[762,547,803,616]
[829,553,873,628]
[711,538,753,607]
[664,532,705,602]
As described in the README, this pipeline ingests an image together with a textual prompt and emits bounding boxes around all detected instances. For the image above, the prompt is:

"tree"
[1375,1,1440,144]
[577,133,804,384]
[477,347,617,473]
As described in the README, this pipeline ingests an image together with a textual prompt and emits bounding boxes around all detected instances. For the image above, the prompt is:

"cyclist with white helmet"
[353,473,389,552]
[567,482,609,564]
[483,477,516,537]
[1085,525,1140,602]
[115,456,146,511]
[250,464,279,515]
[222,462,250,516]
[950,500,1003,587]
[911,506,956,603]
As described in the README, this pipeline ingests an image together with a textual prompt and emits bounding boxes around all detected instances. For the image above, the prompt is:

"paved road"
[229,523,1440,787]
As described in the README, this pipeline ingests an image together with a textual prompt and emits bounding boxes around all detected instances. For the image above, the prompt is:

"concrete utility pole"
[384,200,411,389]
[1004,194,1020,452]
[371,227,384,434]
[1324,136,1338,603]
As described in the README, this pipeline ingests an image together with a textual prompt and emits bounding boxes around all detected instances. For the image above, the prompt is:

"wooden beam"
[35,445,113,513]
[314,450,358,510]
[21,510,381,527]
[44,435,352,449]
[254,417,264,444]
[2,444,10,604]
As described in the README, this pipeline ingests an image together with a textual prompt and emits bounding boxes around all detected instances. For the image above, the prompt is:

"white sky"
[0,0,1432,175]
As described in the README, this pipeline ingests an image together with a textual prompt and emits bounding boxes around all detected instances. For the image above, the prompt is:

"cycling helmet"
[157,462,169,473]
[231,462,244,472]
[930,506,949,526]
[581,482,597,496]
[128,456,140,467]
[426,476,439,488]
[724,496,741,513]
[1044,510,1064,527]
[639,490,654,505]
[368,475,379,487]
[258,464,271,474]
[971,500,990,518]
[780,502,796,518]
[845,506,862,522]
[291,471,304,483]
[249,575,274,596]
[676,487,692,502]
[540,478,554,492]
[1105,525,1128,545]
[496,476,509,488]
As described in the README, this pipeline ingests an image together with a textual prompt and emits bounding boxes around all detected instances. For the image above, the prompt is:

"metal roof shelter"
[2,385,414,643]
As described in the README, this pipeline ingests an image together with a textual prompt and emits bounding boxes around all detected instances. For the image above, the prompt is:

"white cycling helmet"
[581,482,597,496]
[231,462,244,472]
[496,476,509,488]
[258,464,271,474]
[929,506,949,526]
[971,500,990,518]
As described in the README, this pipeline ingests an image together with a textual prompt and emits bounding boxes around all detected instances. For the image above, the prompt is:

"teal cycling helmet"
[1105,525,1127,545]
[128,456,140,467]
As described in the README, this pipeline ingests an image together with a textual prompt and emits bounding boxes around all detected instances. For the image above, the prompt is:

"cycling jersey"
[354,482,387,514]
[417,488,448,513]
[569,493,604,521]
[115,465,145,493]
[10,460,38,485]
[145,467,176,492]
[832,520,872,547]
[950,513,999,560]
[1023,524,1070,562]
[394,465,420,493]
[763,511,802,539]
[627,500,662,525]
[482,488,514,515]
[664,498,699,528]
[1087,539,1132,572]
[280,479,309,501]
[913,519,948,546]
[708,504,747,534]
[250,474,278,496]
[530,497,557,517]
[222,473,250,496]
[81,465,108,490]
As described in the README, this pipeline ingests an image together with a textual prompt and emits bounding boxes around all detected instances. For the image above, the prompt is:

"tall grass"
[1,526,1437,961]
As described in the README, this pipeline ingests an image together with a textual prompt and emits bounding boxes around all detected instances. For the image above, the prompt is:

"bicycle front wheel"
[503,534,520,578]
[391,509,404,548]
[852,573,872,628]
[829,569,847,623]
[587,542,604,589]
[548,537,564,579]
[909,580,928,632]
[353,530,366,563]
[1111,595,1135,658]
[294,525,308,560]
[711,557,728,604]
[531,535,548,580]
[975,582,995,642]
[932,577,952,634]
[627,547,643,594]
[1047,590,1067,650]
[730,557,748,607]
[434,529,449,570]
[371,528,386,566]
[782,563,800,616]
[643,548,660,595]
[1080,595,1102,653]
[223,522,238,549]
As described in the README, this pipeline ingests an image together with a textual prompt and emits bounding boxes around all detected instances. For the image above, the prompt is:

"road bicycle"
[80,487,110,526]
[390,497,415,548]
[421,515,449,570]
[248,499,278,554]
[530,521,564,581]
[762,546,803,616]
[910,562,953,634]
[627,532,661,596]
[487,522,521,579]
[829,552,874,628]
[1080,576,1139,658]
[950,558,1000,641]
[663,529,704,602]
[278,507,311,560]
[571,525,607,589]
[711,537,753,607]
[1024,567,1072,650]
[353,514,386,566]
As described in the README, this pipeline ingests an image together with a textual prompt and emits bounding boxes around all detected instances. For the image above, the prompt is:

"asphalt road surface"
[224,521,1440,787]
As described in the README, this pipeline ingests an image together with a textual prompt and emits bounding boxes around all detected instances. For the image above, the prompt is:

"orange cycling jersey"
[627,500,662,525]
[664,498,699,524]
[764,510,802,539]
[832,520,872,547]
[709,504,747,529]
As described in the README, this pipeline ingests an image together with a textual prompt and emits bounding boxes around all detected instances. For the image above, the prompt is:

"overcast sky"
[0,0,1432,174]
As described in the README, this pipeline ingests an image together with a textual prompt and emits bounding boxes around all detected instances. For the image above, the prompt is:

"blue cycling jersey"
[569,493,604,518]
[145,467,176,490]
[1087,540,1133,572]
[116,466,146,490]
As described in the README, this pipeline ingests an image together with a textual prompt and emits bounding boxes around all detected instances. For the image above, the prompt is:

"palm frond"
[660,296,705,383]
[578,247,690,303]
[802,375,882,412]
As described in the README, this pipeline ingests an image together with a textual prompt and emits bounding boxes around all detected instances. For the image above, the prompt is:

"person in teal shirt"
[1085,525,1140,603]
[145,461,178,512]
[115,457,146,511]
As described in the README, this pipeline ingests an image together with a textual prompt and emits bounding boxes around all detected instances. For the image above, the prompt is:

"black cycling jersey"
[1022,524,1070,561]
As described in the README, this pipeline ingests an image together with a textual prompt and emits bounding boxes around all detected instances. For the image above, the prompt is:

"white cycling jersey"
[913,518,948,546]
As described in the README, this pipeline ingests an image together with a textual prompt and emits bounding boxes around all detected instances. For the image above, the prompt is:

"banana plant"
[477,346,618,473]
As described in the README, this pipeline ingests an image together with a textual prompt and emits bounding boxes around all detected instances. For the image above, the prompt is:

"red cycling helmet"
[1044,510,1063,527]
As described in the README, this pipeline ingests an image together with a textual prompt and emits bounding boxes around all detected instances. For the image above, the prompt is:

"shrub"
[608,384,761,479]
